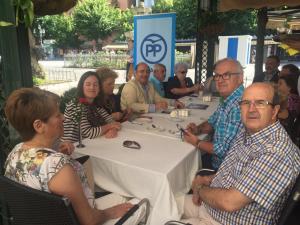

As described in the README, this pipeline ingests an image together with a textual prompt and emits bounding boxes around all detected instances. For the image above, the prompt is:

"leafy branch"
[0,0,34,27]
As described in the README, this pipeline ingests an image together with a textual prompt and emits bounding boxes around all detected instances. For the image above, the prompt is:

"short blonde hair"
[96,67,118,84]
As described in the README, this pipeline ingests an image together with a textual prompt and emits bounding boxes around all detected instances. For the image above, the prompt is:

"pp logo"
[141,34,167,64]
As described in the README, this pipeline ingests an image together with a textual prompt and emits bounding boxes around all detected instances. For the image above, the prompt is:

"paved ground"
[38,60,299,96]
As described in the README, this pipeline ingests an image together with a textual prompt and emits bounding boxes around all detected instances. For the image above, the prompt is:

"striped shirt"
[208,84,244,169]
[205,121,300,225]
[62,101,113,143]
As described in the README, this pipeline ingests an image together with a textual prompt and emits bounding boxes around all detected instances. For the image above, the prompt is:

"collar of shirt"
[222,84,244,108]
[244,121,281,146]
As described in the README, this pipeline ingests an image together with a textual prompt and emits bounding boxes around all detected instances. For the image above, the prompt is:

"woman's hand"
[58,141,75,155]
[112,112,123,121]
[104,202,133,220]
[101,122,121,136]
[104,128,118,138]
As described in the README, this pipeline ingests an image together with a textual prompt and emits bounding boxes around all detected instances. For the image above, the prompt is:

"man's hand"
[174,100,185,109]
[186,123,198,134]
[155,101,168,111]
[58,141,75,155]
[183,130,199,147]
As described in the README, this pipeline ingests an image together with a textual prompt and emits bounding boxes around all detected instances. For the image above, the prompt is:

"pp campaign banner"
[134,13,176,79]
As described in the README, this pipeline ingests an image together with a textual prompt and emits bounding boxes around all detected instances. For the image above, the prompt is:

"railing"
[45,68,77,81]
[63,52,193,69]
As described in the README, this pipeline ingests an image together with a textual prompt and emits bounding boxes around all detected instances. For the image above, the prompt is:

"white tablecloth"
[76,130,197,224]
[75,96,219,225]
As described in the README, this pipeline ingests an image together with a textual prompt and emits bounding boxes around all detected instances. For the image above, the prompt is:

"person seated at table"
[121,62,184,113]
[184,58,244,170]
[4,87,145,225]
[96,67,132,122]
[181,83,300,225]
[165,62,202,99]
[280,63,299,78]
[62,71,121,142]
[149,63,167,97]
[253,55,280,83]
[277,75,300,141]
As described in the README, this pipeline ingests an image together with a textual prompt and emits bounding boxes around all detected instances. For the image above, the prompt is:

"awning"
[218,0,300,12]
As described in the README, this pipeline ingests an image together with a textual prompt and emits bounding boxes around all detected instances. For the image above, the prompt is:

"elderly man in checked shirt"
[184,58,244,170]
[180,83,300,225]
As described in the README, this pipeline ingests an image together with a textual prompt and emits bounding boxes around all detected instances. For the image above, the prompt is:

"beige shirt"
[121,79,171,113]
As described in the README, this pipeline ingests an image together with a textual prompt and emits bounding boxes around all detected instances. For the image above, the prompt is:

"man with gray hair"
[184,58,244,170]
[181,83,300,225]
[149,63,167,97]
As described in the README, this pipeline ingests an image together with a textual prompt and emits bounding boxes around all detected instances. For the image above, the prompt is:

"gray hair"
[154,63,166,71]
[214,58,244,74]
[174,62,188,72]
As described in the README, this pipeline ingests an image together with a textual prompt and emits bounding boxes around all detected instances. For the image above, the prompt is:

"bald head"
[240,83,280,134]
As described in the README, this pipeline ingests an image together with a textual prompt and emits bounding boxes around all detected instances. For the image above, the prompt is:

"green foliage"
[73,0,129,42]
[152,0,257,39]
[32,76,45,85]
[0,0,34,27]
[60,87,77,113]
[220,10,257,35]
[33,15,83,49]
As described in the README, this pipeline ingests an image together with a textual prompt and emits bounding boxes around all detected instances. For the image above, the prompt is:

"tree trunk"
[254,8,268,81]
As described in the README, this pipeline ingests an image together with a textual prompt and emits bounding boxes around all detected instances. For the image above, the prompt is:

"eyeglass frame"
[213,72,241,81]
[122,140,141,149]
[238,100,275,109]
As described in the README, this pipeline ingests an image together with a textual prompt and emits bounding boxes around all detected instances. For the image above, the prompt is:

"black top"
[102,94,121,114]
[165,76,194,99]
[252,70,280,83]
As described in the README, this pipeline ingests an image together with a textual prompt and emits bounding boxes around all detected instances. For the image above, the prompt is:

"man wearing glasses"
[149,63,167,97]
[184,58,244,170]
[181,83,300,225]
[166,62,202,99]
[121,62,183,113]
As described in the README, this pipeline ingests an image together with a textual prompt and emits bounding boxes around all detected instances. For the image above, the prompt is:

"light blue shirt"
[149,75,165,97]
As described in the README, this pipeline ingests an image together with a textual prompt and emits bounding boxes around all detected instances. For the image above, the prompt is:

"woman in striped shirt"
[62,71,121,143]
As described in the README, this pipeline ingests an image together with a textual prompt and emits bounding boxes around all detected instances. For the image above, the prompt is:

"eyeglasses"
[239,100,274,108]
[123,140,141,149]
[213,72,240,81]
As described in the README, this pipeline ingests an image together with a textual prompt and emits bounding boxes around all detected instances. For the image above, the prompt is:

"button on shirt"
[207,84,244,169]
[149,75,165,97]
[206,121,300,225]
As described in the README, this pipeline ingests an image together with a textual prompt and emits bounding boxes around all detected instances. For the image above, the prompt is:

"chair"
[277,173,300,225]
[0,176,149,225]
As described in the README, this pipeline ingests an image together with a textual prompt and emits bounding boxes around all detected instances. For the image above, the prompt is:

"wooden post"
[254,8,268,81]
[0,0,33,98]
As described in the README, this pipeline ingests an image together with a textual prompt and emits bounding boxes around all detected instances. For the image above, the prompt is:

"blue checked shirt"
[205,121,300,225]
[208,84,244,169]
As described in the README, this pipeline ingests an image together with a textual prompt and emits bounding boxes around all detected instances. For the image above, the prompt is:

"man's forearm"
[197,140,214,154]
[198,187,251,212]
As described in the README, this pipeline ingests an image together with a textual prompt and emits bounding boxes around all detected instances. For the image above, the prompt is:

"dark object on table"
[123,140,141,150]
